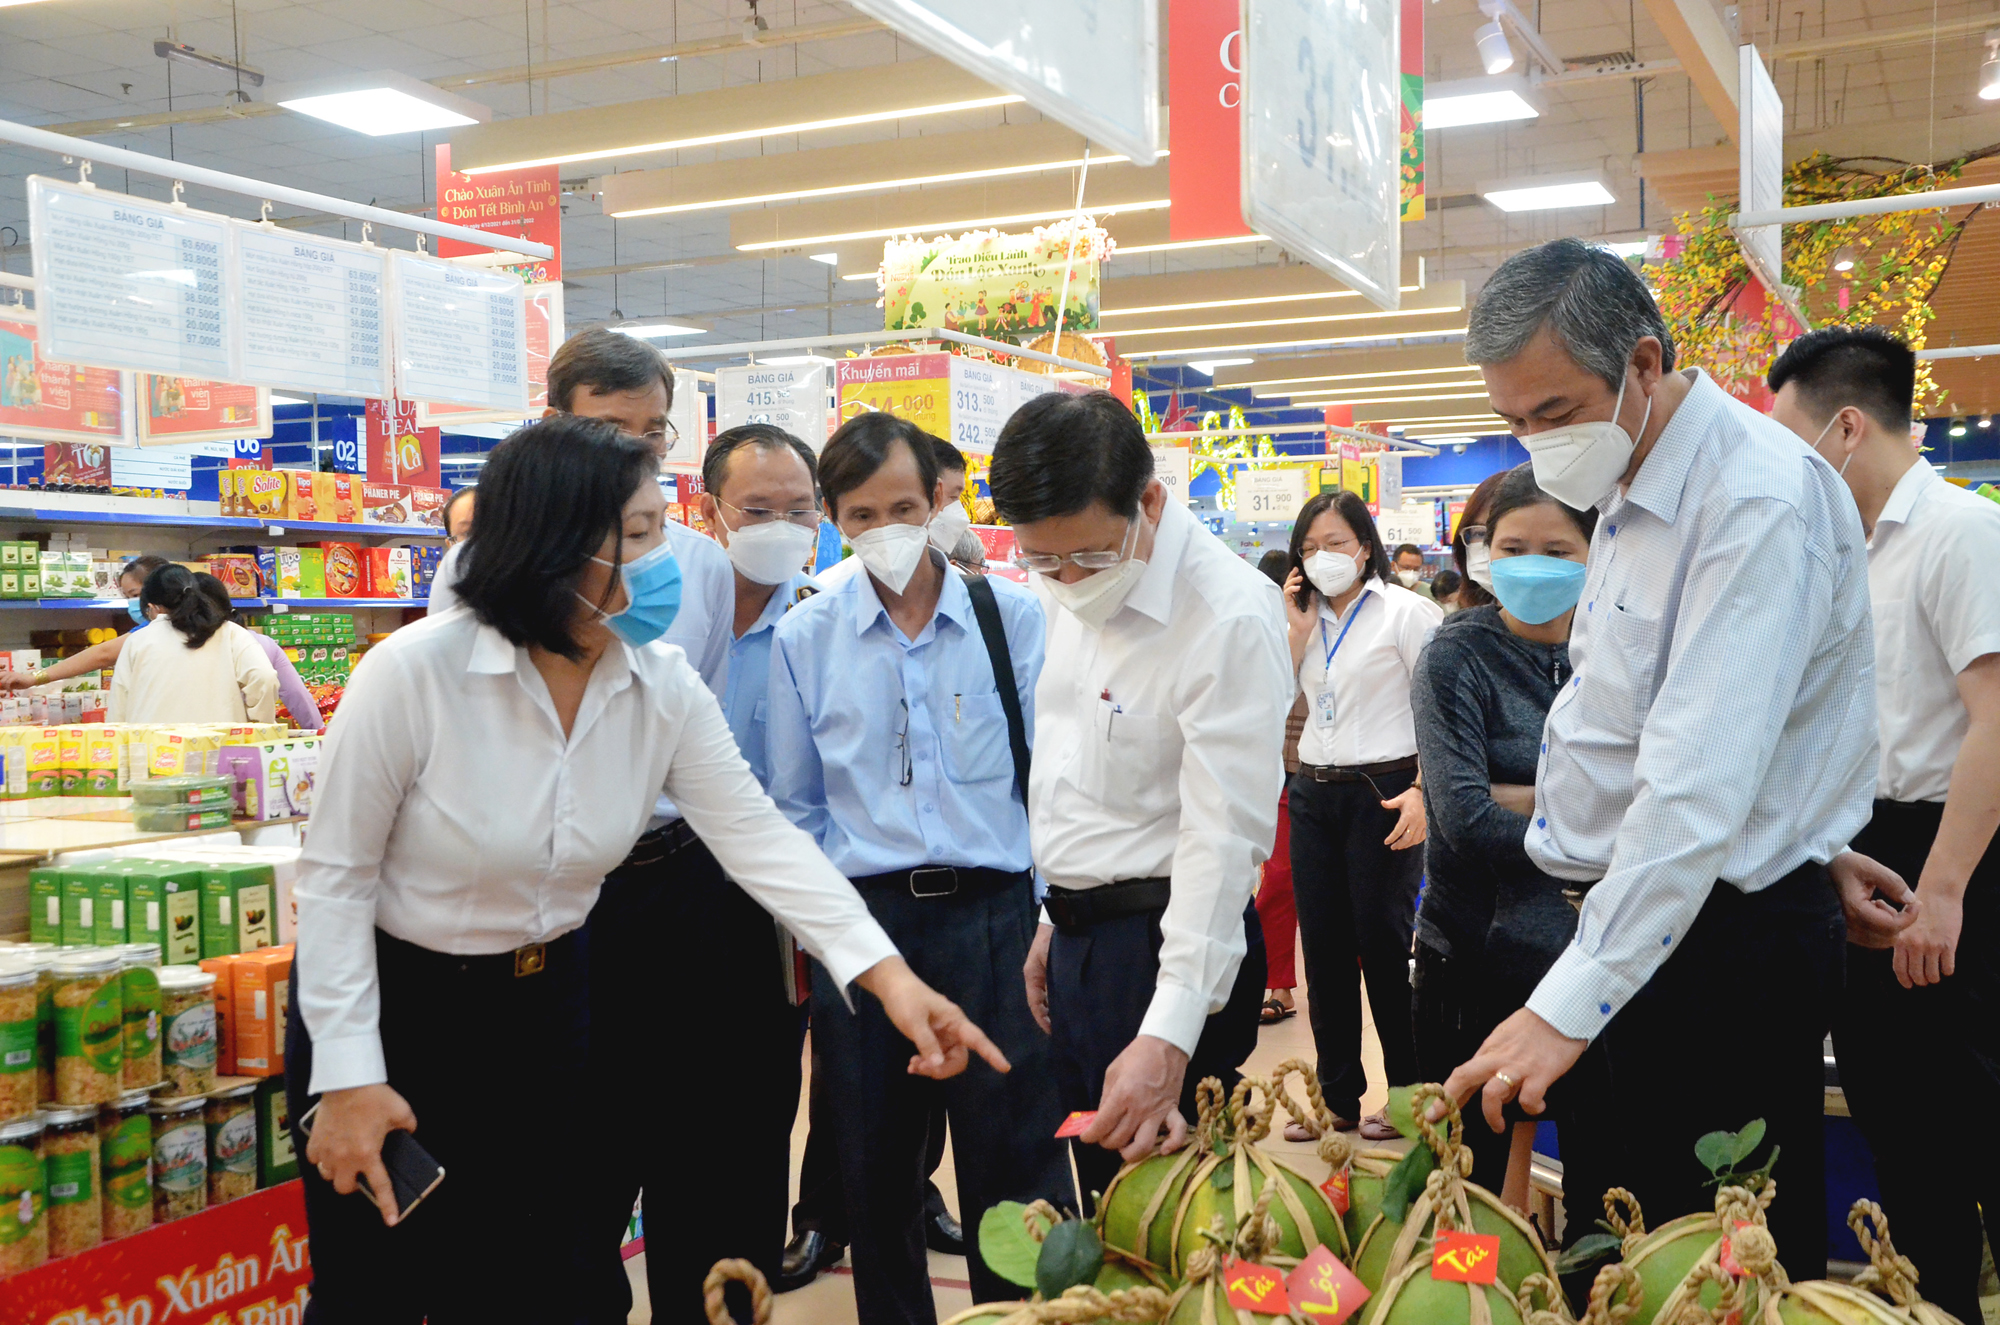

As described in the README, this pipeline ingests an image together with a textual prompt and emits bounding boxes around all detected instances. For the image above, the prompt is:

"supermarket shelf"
[0,503,445,542]
[0,596,424,610]
[261,598,425,609]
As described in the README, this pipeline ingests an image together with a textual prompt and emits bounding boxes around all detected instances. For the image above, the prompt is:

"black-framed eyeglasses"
[718,497,821,529]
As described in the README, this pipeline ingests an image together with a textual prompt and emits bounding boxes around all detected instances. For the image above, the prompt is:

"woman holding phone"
[290,415,1005,1322]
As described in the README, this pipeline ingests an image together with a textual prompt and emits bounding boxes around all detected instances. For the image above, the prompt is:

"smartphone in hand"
[299,1102,446,1219]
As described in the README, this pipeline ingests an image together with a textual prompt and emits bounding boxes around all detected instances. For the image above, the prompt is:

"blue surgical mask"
[1487,554,1587,625]
[578,539,682,648]
[126,599,146,625]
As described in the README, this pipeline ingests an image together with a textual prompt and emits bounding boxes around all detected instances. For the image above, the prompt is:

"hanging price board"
[1232,468,1310,521]
[717,364,831,452]
[1150,445,1191,503]
[388,251,528,414]
[231,223,390,400]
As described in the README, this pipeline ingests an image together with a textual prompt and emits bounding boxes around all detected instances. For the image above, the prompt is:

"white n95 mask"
[722,518,817,586]
[1303,549,1360,599]
[928,501,973,553]
[1520,370,1653,510]
[848,521,930,594]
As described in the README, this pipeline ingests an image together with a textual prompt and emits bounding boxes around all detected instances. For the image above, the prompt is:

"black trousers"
[1833,798,2000,1325]
[286,929,592,1324]
[810,871,1068,1324]
[1410,940,1518,1193]
[1558,862,1843,1285]
[1288,770,1424,1119]
[1048,899,1267,1204]
[791,1040,950,1244]
[584,837,803,1325]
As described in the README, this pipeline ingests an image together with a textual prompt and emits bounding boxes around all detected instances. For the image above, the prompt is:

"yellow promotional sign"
[835,353,951,437]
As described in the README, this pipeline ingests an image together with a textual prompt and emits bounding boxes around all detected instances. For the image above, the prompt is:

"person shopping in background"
[1391,543,1434,598]
[1254,548,1304,1024]
[190,573,324,730]
[0,553,171,690]
[766,412,1063,1323]
[1410,463,1594,1208]
[291,415,1005,1324]
[109,564,278,724]
[1768,327,2000,1322]
[1280,490,1441,1141]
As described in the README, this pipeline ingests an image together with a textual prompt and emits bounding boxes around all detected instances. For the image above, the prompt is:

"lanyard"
[1318,590,1371,675]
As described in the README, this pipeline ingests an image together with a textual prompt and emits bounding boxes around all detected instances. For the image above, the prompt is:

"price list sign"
[389,252,529,414]
[717,364,829,451]
[28,177,232,378]
[1233,467,1311,521]
[232,224,390,399]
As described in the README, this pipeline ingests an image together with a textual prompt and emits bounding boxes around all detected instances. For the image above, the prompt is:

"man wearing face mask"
[1440,239,1876,1277]
[1391,544,1434,598]
[765,412,1065,1325]
[1767,327,2000,1322]
[817,433,973,588]
[988,391,1291,1195]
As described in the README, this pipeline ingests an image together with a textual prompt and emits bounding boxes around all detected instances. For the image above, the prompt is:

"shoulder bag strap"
[961,572,1032,807]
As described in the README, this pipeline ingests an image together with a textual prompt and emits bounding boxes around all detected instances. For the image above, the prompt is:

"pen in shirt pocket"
[1100,688,1123,739]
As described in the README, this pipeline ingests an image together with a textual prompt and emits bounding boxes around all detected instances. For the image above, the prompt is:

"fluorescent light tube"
[1483,178,1616,211]
[616,322,707,339]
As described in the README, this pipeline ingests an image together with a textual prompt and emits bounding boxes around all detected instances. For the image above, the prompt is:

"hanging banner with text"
[137,375,273,446]
[0,312,130,444]
[882,223,1105,340]
[435,143,563,285]
[717,364,830,452]
[1169,0,1245,241]
[364,398,443,488]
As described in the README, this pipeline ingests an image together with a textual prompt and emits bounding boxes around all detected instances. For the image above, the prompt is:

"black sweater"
[1412,606,1579,997]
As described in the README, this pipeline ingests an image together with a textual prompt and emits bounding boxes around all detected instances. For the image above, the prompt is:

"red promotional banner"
[1,1181,311,1324]
[434,144,562,284]
[1168,0,1246,241]
[138,375,273,446]
[1,316,126,444]
[365,399,442,488]
[42,443,111,487]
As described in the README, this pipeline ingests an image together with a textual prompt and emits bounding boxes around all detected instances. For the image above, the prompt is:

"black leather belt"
[1044,877,1172,931]
[851,866,1031,900]
[1297,755,1418,783]
[378,927,580,981]
[619,818,700,869]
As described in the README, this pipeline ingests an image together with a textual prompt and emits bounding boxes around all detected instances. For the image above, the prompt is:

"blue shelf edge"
[0,506,446,540]
[1,597,425,610]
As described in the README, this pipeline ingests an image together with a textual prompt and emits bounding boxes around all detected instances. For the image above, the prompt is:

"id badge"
[1313,688,1338,729]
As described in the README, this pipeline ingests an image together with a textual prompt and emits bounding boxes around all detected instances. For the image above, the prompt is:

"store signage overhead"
[717,363,830,452]
[845,0,1160,166]
[388,251,529,415]
[231,223,391,400]
[136,373,272,446]
[1242,0,1402,310]
[29,176,234,379]
[0,308,131,444]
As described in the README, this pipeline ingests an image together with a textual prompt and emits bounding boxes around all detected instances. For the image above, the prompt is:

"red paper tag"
[1719,1220,1754,1277]
[1054,1111,1098,1139]
[1320,1165,1352,1216]
[1224,1259,1292,1315]
[1431,1231,1502,1284]
[1285,1244,1371,1324]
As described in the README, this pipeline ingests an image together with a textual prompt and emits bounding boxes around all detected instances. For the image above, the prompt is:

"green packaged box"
[61,866,100,945]
[256,1076,298,1187]
[21,566,40,597]
[0,543,18,568]
[0,570,17,600]
[158,864,204,965]
[29,865,61,944]
[92,868,129,946]
[201,863,275,958]
[127,866,165,948]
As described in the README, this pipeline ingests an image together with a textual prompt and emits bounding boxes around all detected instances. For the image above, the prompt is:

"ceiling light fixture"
[734,199,1171,252]
[1272,378,1486,400]
[1982,31,2000,100]
[760,354,835,366]
[609,150,1139,217]
[1423,74,1542,128]
[1112,298,1464,340]
[1832,246,1858,272]
[1981,414,1994,428]
[154,40,265,87]
[1222,362,1474,390]
[615,321,707,339]
[1283,390,1494,407]
[1123,327,1470,360]
[270,394,310,406]
[1474,20,1515,74]
[1482,175,1616,212]
[807,253,841,266]
[1949,417,1969,436]
[1187,358,1256,376]
[1113,233,1270,256]
[276,71,489,136]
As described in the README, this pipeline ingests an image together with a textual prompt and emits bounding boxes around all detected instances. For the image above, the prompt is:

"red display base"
[3,1181,310,1325]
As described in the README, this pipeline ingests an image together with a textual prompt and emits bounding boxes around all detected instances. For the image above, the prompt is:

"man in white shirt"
[1768,327,2000,1322]
[989,390,1292,1194]
[1443,239,1877,1275]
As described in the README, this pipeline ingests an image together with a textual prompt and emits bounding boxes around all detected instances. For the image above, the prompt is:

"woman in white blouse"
[291,415,1004,1322]
[1278,489,1442,1143]
[108,564,278,723]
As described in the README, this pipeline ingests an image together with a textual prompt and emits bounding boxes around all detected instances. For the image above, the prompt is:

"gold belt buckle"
[513,943,547,977]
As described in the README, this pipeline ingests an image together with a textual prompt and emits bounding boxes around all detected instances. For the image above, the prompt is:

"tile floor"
[624,954,1380,1324]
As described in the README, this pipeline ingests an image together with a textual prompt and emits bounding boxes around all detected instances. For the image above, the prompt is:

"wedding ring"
[1494,1071,1518,1089]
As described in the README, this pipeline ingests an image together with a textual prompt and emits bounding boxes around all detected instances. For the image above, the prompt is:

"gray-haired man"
[1439,239,1879,1277]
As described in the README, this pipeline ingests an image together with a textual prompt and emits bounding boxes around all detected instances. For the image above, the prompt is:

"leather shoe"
[776,1230,845,1293]
[926,1207,966,1256]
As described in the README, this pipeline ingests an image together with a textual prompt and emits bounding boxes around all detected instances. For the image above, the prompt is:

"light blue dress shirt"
[723,572,818,791]
[767,555,1042,878]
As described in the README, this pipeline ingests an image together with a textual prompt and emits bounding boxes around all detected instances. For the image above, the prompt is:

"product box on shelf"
[205,554,261,601]
[307,543,364,597]
[60,866,96,944]
[281,470,320,523]
[363,547,413,599]
[313,472,359,524]
[92,865,129,945]
[24,726,59,796]
[202,863,276,958]
[361,481,412,524]
[56,724,85,794]
[257,1077,297,1187]
[409,486,449,528]
[159,863,203,964]
[200,953,238,1075]
[230,945,291,1076]
[274,547,327,599]
[241,471,288,520]
[410,545,443,596]
[219,739,319,820]
[29,864,60,943]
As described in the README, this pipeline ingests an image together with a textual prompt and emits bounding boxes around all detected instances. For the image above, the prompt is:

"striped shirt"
[1524,369,1877,1040]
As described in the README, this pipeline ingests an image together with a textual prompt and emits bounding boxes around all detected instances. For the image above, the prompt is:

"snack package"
[361,481,411,525]
[205,554,261,600]
[201,865,275,959]
[283,470,318,523]
[230,947,291,1076]
[296,547,326,598]
[313,472,359,524]
[24,727,61,797]
[309,543,364,597]
[57,725,87,796]
[242,471,288,520]
[363,547,413,599]
[409,486,449,528]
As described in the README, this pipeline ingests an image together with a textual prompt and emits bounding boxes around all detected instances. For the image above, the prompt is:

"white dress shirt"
[295,608,898,1093]
[1525,370,1877,1040]
[1865,460,2000,803]
[1293,579,1441,767]
[109,619,278,724]
[1030,498,1293,1055]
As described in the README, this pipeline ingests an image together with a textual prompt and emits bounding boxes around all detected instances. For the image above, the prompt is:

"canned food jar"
[51,952,122,1105]
[0,1114,46,1278]
[100,1089,153,1242]
[148,1096,207,1224]
[205,1083,259,1206]
[40,1103,99,1259]
[157,966,217,1097]
[116,944,162,1090]
[0,962,36,1122]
